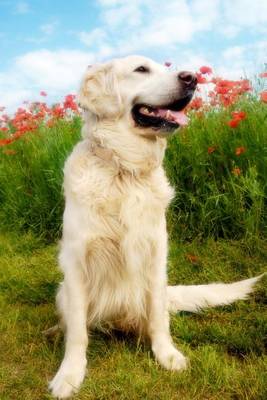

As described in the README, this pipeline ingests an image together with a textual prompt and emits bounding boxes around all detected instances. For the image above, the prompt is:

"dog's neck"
[83,113,167,176]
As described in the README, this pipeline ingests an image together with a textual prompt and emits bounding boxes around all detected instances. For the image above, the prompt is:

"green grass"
[0,117,81,242]
[0,232,266,400]
[165,97,267,241]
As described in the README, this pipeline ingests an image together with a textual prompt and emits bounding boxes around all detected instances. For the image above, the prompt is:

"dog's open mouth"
[132,94,193,131]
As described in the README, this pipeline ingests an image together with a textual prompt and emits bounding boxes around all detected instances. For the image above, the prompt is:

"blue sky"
[0,0,267,111]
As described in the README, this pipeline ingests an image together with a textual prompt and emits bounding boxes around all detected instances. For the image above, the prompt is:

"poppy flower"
[232,167,241,176]
[196,72,207,84]
[260,91,267,103]
[235,146,246,156]
[199,66,212,74]
[164,61,172,67]
[3,149,17,155]
[0,138,14,146]
[231,111,246,120]
[63,94,78,111]
[40,91,47,96]
[186,254,199,263]
[189,97,203,110]
[228,119,240,128]
[259,72,267,78]
[208,146,217,154]
[0,127,8,132]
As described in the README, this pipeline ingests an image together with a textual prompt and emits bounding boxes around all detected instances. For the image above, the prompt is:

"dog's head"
[78,55,197,136]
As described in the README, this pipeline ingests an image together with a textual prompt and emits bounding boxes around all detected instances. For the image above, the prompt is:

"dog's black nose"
[178,71,197,88]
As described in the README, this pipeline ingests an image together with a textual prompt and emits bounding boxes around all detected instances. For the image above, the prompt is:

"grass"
[165,97,267,241]
[0,232,266,400]
[0,117,81,242]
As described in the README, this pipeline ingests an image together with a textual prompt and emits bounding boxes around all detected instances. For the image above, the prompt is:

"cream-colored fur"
[49,56,262,399]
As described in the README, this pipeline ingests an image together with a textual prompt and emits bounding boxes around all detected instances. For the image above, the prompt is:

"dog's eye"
[134,66,150,73]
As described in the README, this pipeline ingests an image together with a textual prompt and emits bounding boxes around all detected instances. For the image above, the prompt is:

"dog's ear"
[78,63,122,118]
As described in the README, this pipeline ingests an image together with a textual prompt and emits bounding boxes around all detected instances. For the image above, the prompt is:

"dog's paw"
[49,359,87,399]
[153,344,187,371]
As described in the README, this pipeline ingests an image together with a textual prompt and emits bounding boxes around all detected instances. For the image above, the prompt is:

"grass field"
[0,232,266,400]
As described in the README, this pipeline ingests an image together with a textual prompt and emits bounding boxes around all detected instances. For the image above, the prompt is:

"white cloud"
[79,0,220,56]
[219,25,241,39]
[101,2,142,28]
[0,49,96,112]
[222,0,267,27]
[190,0,220,31]
[15,1,30,14]
[216,41,267,79]
[15,49,95,91]
[223,46,245,61]
[78,28,107,47]
[40,21,58,36]
[98,0,126,6]
[175,52,211,72]
[78,0,267,56]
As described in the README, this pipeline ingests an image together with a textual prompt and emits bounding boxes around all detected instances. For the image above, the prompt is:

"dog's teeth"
[166,110,171,119]
[140,107,149,115]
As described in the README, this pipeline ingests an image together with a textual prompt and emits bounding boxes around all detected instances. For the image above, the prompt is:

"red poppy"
[196,72,207,84]
[259,72,267,78]
[240,79,251,92]
[208,146,217,154]
[232,167,241,176]
[40,91,47,96]
[0,127,8,132]
[235,146,246,156]
[228,119,240,128]
[189,97,203,110]
[231,111,246,120]
[260,91,267,103]
[3,149,17,155]
[199,66,212,74]
[186,254,199,263]
[0,138,14,146]
[63,94,78,111]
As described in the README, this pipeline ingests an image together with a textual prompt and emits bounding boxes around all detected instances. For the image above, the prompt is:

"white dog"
[49,55,261,398]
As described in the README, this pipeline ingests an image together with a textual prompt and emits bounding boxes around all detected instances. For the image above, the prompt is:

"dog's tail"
[167,274,265,313]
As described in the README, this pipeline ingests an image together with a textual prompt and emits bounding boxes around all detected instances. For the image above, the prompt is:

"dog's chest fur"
[64,140,174,228]
[62,140,174,328]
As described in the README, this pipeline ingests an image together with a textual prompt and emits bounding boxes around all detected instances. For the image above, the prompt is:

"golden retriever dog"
[49,55,261,398]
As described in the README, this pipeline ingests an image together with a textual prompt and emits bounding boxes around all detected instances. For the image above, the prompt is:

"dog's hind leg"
[167,274,265,313]
[49,247,89,399]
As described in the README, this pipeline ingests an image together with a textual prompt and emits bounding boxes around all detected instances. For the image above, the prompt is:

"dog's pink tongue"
[157,108,188,126]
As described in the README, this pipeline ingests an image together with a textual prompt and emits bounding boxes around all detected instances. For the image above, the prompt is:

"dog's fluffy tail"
[167,274,265,313]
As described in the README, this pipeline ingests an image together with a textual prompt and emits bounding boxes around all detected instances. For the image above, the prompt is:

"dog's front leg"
[49,254,89,399]
[147,222,187,371]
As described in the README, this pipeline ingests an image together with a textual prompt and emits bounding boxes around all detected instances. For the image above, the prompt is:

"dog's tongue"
[156,108,188,126]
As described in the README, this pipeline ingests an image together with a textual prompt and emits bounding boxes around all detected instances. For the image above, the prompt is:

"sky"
[0,0,267,112]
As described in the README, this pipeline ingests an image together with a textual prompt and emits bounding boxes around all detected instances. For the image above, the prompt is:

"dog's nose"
[178,71,197,88]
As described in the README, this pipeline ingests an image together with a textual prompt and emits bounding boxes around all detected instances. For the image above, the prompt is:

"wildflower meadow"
[1,68,267,243]
[0,68,266,399]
